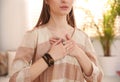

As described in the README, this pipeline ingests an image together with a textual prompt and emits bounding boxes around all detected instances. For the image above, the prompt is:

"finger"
[64,41,73,49]
[64,44,74,55]
[49,37,60,41]
[49,41,55,45]
[66,44,74,51]
[63,40,72,45]
[49,39,56,45]
[49,37,60,44]
[61,39,65,45]
[49,39,57,42]
[53,39,62,45]
[49,39,57,43]
[66,34,71,40]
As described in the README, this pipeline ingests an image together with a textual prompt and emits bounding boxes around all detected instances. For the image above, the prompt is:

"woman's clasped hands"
[48,34,85,61]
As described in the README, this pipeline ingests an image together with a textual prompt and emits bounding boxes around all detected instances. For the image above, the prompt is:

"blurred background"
[0,0,120,82]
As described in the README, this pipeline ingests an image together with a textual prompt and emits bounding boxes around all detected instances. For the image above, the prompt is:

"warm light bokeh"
[74,0,109,36]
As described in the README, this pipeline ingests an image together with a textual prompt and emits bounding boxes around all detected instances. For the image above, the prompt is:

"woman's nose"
[61,0,67,3]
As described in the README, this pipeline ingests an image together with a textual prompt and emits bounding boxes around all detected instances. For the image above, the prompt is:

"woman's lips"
[60,6,69,10]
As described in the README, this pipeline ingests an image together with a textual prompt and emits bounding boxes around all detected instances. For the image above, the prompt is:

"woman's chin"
[57,11,71,16]
[51,9,71,16]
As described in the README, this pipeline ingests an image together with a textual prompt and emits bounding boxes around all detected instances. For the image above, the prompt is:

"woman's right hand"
[48,38,73,61]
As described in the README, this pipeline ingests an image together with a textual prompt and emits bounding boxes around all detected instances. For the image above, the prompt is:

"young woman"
[9,0,103,82]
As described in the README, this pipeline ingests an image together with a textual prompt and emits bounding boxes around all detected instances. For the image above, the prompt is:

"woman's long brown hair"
[35,0,76,28]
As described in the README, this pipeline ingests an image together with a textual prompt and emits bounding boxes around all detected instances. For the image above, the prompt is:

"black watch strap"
[42,53,54,67]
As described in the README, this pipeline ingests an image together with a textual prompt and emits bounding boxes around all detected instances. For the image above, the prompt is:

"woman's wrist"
[42,53,54,67]
[47,51,57,61]
[75,47,86,58]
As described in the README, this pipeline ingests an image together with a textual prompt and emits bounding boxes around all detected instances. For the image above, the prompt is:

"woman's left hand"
[65,34,85,57]
[66,34,94,76]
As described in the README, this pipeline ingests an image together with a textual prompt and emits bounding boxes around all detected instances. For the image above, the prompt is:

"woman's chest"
[35,29,86,60]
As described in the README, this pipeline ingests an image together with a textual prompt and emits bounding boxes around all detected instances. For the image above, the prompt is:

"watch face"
[49,59,54,65]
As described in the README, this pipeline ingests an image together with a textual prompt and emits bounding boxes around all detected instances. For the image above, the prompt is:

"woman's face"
[46,0,74,16]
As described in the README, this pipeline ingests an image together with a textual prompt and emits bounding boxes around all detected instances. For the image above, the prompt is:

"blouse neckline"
[44,27,76,40]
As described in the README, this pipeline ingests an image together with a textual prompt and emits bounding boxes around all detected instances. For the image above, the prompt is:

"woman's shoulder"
[26,25,48,34]
[75,28,89,38]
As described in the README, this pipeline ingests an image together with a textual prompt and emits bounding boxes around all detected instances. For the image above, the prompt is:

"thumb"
[66,34,71,40]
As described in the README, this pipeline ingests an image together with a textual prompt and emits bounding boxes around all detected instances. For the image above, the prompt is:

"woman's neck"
[47,14,69,30]
[46,14,74,39]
